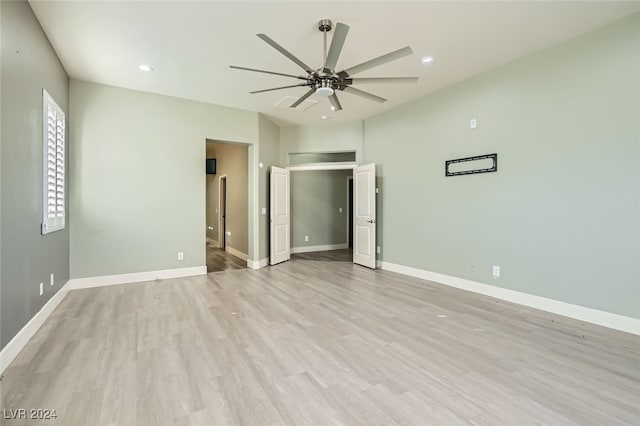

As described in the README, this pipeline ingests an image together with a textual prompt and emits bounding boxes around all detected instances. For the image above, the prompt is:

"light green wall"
[205,141,249,255]
[258,115,280,261]
[280,121,363,165]
[0,1,70,349]
[291,170,351,249]
[69,80,259,278]
[364,14,640,318]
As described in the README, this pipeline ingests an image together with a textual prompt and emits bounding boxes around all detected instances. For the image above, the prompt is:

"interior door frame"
[218,174,227,249]
[284,163,374,267]
[346,175,353,249]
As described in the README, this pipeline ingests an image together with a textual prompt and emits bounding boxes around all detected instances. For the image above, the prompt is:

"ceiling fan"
[230,19,418,111]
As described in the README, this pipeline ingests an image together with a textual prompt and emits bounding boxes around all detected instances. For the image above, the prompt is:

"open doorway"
[205,141,249,273]
[269,163,377,268]
[288,169,354,263]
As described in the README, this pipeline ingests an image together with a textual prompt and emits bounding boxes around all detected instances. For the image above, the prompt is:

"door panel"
[270,166,290,265]
[353,163,376,268]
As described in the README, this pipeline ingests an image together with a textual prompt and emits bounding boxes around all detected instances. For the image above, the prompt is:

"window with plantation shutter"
[42,89,65,234]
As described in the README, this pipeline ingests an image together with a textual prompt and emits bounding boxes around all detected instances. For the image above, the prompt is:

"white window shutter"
[42,90,65,234]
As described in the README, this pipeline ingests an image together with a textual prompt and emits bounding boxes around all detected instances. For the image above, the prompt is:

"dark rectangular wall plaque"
[445,153,497,176]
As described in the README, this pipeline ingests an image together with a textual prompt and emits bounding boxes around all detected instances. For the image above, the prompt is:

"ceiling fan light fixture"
[315,86,334,97]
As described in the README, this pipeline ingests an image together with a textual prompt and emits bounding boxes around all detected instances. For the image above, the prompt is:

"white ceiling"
[30,1,640,127]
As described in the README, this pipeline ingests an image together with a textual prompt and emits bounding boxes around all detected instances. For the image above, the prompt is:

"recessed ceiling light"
[138,64,153,72]
[330,106,336,111]
[421,56,434,64]
[321,115,328,120]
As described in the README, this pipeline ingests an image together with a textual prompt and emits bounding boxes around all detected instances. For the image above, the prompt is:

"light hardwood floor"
[1,253,639,425]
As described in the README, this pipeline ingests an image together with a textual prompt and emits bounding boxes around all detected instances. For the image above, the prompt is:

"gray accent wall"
[69,80,258,278]
[291,170,351,249]
[205,141,249,256]
[364,14,640,318]
[0,1,70,349]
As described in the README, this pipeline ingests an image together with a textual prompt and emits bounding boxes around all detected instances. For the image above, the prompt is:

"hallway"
[206,240,247,273]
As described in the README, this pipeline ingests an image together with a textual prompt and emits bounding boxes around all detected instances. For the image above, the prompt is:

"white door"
[353,163,376,269]
[270,166,290,265]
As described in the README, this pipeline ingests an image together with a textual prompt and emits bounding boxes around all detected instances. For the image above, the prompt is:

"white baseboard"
[226,246,248,261]
[248,258,269,269]
[0,282,71,374]
[378,260,640,336]
[291,243,348,254]
[67,266,207,290]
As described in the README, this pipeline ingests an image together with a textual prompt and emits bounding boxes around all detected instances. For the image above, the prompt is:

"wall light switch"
[492,265,500,279]
[177,251,184,261]
[377,246,381,254]
[338,207,343,213]
[470,119,477,129]
[261,207,267,215]
[50,273,54,286]
[304,235,309,242]
[39,283,44,296]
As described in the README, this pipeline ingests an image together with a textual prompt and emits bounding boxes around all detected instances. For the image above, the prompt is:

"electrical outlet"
[493,265,501,279]
[304,235,309,242]
[376,246,381,254]
[39,283,43,296]
[177,251,184,261]
[470,118,477,129]
[50,273,54,286]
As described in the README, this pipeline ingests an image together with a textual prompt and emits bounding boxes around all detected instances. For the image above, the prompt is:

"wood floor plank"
[2,249,639,425]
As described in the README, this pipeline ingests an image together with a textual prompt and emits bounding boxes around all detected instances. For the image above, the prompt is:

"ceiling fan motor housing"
[314,77,337,96]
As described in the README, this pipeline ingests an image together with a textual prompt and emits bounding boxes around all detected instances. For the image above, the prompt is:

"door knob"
[367,219,376,224]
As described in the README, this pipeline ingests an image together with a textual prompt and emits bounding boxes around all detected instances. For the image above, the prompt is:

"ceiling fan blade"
[250,83,310,94]
[290,88,315,108]
[257,33,315,75]
[324,22,349,72]
[343,86,387,103]
[349,77,419,84]
[341,46,413,76]
[328,93,342,111]
[230,65,308,81]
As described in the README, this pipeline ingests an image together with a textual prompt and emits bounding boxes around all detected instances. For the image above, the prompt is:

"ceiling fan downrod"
[318,19,332,71]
